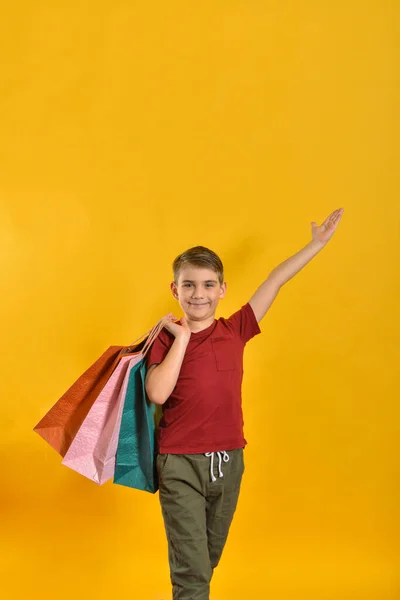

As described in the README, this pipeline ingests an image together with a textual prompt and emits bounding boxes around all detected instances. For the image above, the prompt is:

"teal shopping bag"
[113,359,160,493]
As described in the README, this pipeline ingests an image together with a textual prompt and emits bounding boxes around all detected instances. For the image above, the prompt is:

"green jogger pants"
[157,448,245,600]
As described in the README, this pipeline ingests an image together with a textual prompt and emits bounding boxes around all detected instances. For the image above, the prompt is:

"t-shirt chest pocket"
[211,339,238,371]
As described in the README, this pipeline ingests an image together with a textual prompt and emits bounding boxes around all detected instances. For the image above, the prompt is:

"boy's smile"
[170,266,227,332]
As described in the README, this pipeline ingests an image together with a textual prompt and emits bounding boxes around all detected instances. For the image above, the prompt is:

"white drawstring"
[204,451,230,482]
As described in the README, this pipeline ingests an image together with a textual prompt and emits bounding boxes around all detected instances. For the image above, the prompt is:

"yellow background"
[1,1,399,599]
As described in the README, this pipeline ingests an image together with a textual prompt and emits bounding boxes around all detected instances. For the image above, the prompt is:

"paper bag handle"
[126,315,176,358]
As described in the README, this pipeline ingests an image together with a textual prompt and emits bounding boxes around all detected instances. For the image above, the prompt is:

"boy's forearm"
[268,239,325,287]
[146,336,189,405]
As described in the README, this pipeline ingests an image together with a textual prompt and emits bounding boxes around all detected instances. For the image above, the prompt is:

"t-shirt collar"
[178,318,217,338]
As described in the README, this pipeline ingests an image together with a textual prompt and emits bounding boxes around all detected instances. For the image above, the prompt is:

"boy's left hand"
[311,208,344,245]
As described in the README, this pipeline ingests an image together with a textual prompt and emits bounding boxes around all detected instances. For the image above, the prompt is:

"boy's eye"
[182,283,215,288]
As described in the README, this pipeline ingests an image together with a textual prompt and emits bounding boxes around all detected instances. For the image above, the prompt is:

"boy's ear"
[170,281,178,300]
[219,281,227,298]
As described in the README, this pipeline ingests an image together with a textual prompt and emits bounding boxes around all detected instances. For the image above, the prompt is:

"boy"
[145,208,344,600]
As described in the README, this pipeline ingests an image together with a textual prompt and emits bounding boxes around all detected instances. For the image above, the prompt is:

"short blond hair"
[172,246,224,285]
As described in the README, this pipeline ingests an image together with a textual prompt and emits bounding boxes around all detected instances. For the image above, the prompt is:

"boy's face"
[171,266,227,321]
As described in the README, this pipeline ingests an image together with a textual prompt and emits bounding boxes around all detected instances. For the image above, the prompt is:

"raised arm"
[249,208,344,323]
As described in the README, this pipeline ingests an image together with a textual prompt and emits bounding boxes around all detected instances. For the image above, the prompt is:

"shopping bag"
[60,354,141,483]
[113,359,159,493]
[33,317,167,457]
[55,316,169,483]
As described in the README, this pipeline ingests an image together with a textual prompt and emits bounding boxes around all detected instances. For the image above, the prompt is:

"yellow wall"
[1,2,399,599]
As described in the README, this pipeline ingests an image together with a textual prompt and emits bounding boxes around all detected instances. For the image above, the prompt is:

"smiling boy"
[145,208,344,600]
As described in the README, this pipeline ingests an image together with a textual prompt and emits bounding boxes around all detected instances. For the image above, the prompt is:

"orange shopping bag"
[33,317,169,457]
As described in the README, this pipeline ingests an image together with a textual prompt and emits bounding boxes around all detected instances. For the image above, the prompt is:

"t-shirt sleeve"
[145,328,172,367]
[226,302,261,344]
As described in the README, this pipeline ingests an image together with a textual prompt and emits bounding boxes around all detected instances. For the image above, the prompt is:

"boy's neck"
[185,315,216,334]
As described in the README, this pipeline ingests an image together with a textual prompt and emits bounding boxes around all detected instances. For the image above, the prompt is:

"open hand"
[311,208,344,244]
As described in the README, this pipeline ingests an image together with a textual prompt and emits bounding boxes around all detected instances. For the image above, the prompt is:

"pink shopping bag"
[60,316,169,484]
[90,355,143,484]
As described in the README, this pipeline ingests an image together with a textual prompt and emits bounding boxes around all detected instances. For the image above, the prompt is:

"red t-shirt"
[146,302,261,454]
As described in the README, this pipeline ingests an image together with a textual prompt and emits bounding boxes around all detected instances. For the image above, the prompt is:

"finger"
[334,208,344,220]
[333,210,343,225]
